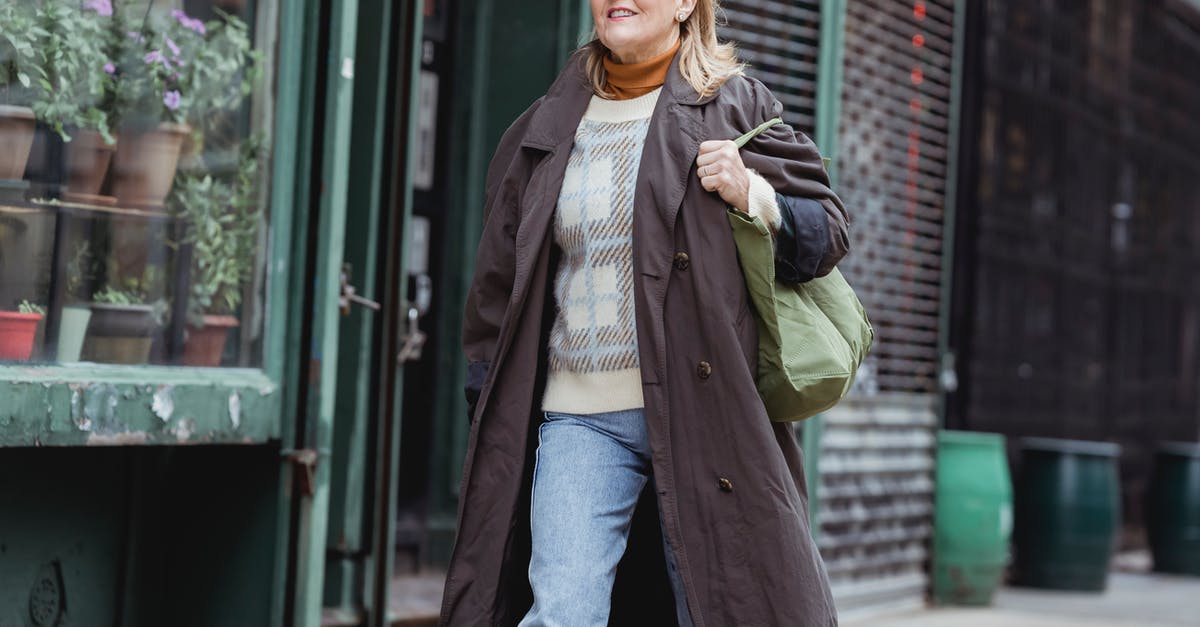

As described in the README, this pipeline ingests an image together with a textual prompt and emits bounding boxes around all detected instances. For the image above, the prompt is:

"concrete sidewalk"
[846,572,1200,626]
[354,556,1200,626]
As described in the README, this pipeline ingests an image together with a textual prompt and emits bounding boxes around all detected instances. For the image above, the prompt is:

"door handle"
[340,263,382,315]
[397,304,426,363]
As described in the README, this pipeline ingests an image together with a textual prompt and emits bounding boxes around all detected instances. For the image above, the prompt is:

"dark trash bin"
[1147,442,1200,576]
[1012,437,1121,591]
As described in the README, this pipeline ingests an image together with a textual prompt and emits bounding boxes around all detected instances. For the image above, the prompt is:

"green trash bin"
[933,430,1013,605]
[1012,437,1121,591]
[1147,442,1200,576]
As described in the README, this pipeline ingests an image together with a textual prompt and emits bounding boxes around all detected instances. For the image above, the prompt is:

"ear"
[676,0,697,21]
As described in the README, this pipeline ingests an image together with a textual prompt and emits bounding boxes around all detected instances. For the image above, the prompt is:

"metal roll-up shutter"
[719,0,822,135]
[821,0,960,618]
[721,0,962,618]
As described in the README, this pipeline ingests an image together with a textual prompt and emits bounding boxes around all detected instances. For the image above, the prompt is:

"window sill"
[0,364,282,447]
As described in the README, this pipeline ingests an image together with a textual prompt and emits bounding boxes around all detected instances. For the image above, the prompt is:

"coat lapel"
[633,53,715,281]
[509,54,592,309]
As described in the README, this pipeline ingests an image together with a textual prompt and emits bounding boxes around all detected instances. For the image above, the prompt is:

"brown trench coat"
[441,50,849,626]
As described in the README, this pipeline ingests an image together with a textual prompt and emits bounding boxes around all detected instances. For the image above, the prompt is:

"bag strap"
[734,118,833,170]
[733,117,784,148]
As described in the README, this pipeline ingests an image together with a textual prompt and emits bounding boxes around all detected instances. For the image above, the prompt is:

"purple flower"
[165,37,181,58]
[171,10,207,36]
[127,31,146,43]
[163,90,181,111]
[103,62,115,75]
[144,50,173,70]
[85,0,113,16]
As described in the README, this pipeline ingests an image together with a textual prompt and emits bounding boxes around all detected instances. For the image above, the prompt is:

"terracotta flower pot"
[182,314,240,367]
[81,303,158,364]
[109,122,190,211]
[64,129,117,204]
[0,105,36,180]
[0,311,43,361]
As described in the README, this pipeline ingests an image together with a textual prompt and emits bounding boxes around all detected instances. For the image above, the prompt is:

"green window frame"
[0,2,311,448]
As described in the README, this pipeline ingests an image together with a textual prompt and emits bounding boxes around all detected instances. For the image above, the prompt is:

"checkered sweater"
[541,88,782,414]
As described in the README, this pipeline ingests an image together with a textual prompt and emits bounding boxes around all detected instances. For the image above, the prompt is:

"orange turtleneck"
[603,38,680,100]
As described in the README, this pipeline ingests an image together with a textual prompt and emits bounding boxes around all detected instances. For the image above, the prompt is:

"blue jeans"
[519,408,693,627]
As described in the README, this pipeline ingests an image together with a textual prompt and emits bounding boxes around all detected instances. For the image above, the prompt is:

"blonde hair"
[586,0,745,100]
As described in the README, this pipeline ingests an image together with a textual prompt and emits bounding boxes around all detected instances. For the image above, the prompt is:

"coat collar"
[522,47,717,150]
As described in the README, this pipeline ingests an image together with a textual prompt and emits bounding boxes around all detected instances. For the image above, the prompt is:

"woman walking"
[441,1,849,624]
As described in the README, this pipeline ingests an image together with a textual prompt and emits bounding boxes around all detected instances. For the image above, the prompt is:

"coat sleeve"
[462,99,543,422]
[735,79,850,280]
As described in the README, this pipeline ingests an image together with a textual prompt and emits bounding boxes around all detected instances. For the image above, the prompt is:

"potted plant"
[28,0,121,203]
[0,300,45,361]
[109,7,256,211]
[57,240,99,362]
[172,139,261,367]
[82,269,165,364]
[0,2,42,199]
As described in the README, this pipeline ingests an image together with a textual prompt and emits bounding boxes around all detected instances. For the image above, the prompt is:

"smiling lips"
[608,7,637,19]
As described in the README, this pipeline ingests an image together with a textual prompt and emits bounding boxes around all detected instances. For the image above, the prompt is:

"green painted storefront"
[0,0,421,623]
[0,1,593,624]
[0,1,970,624]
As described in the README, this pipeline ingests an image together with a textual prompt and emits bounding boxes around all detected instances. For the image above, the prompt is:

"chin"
[603,36,646,58]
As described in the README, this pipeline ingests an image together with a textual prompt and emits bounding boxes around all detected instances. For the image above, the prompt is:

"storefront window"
[0,0,269,368]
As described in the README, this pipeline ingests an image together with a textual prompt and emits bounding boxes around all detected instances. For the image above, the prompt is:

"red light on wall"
[910,98,923,112]
[913,33,925,48]
[910,67,924,85]
[914,2,926,20]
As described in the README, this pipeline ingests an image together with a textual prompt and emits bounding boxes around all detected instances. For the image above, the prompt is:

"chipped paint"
[86,431,149,446]
[152,386,175,422]
[172,417,196,442]
[81,384,120,434]
[1,367,283,446]
[228,393,241,429]
[70,384,90,431]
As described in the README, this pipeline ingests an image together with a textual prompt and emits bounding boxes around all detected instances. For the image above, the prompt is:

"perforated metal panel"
[837,0,957,395]
[820,0,960,618]
[719,0,822,134]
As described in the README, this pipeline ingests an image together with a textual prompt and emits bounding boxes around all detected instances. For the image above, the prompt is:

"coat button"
[718,478,733,492]
[696,361,712,379]
[673,251,690,271]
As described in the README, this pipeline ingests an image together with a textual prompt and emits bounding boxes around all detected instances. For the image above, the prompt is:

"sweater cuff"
[746,169,782,233]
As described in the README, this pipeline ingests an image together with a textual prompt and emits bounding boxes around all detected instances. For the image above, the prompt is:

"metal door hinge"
[286,448,320,497]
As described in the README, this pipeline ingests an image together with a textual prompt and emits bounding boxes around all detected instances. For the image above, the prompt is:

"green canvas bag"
[728,119,874,422]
